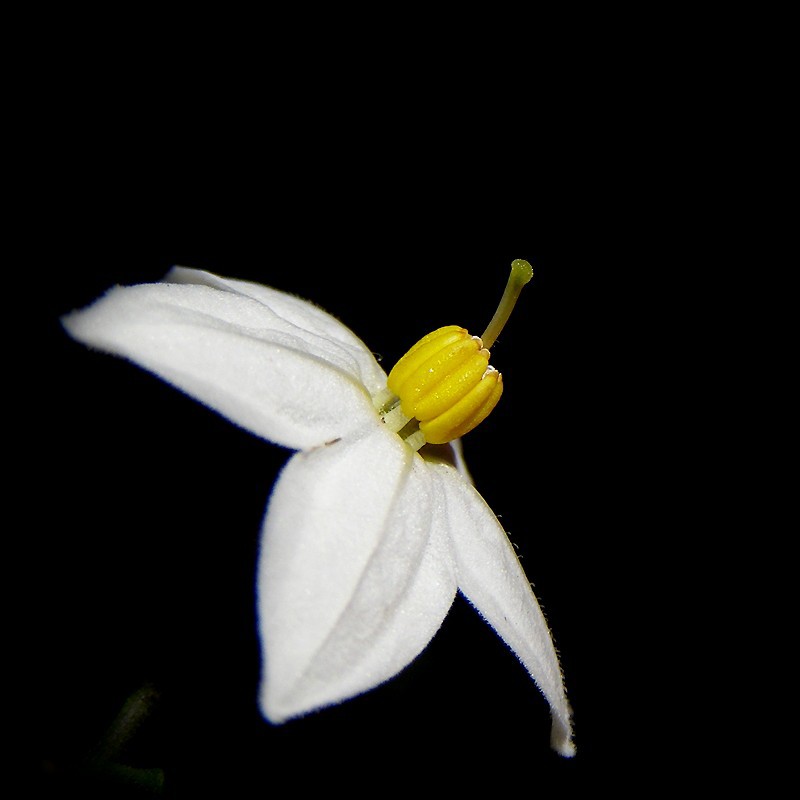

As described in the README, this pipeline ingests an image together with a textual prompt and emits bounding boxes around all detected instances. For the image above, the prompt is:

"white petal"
[430,461,576,757]
[164,267,388,397]
[62,270,385,449]
[258,424,457,722]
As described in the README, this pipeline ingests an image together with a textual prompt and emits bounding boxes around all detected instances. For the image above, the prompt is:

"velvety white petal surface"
[258,423,457,722]
[164,267,388,397]
[429,461,576,757]
[62,270,386,450]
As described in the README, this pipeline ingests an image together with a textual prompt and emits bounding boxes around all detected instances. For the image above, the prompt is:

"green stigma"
[480,259,534,350]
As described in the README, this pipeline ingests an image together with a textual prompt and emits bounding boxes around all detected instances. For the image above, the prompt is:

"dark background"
[28,204,689,797]
[16,27,761,794]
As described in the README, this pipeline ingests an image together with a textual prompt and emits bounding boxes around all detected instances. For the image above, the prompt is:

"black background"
[16,32,758,794]
[28,201,688,797]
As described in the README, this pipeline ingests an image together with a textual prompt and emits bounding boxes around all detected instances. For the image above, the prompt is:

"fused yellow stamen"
[420,366,504,444]
[384,259,533,448]
[385,326,466,393]
[388,327,502,444]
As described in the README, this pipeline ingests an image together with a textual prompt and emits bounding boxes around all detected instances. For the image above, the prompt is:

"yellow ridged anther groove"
[386,326,465,392]
[394,335,485,418]
[383,259,533,447]
[413,350,493,422]
[420,368,503,444]
[387,326,503,445]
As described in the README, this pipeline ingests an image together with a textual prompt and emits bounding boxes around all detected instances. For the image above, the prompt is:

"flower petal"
[258,423,457,722]
[429,461,576,757]
[164,267,388,397]
[62,269,385,449]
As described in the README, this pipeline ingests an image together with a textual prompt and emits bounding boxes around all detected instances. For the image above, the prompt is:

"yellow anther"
[383,259,532,447]
[386,326,465,393]
[412,349,493,422]
[420,367,503,444]
[392,333,484,417]
[387,326,504,445]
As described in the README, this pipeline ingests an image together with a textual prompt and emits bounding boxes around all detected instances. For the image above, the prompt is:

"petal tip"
[553,738,577,758]
[258,687,291,726]
[259,676,324,727]
[550,715,576,757]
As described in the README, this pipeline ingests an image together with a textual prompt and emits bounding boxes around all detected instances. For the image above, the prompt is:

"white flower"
[62,264,575,757]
